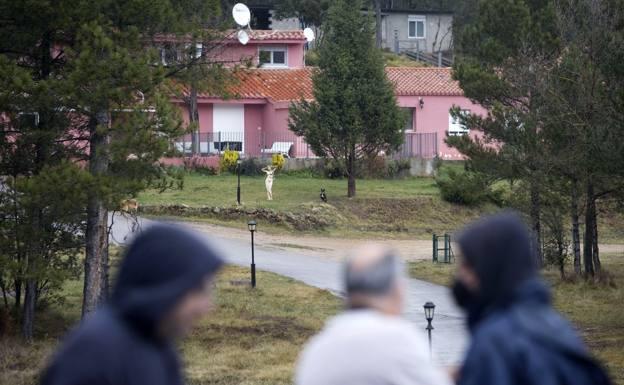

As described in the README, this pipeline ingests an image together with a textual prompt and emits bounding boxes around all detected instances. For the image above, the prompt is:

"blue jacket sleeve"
[457,333,516,385]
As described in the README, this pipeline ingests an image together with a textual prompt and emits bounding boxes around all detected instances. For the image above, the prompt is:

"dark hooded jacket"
[41,224,224,385]
[456,212,611,385]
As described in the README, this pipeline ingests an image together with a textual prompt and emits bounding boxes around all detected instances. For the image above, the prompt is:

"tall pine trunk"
[591,207,601,273]
[189,84,200,155]
[347,151,356,198]
[83,112,110,316]
[529,179,542,267]
[373,0,382,48]
[21,278,36,341]
[583,180,595,278]
[570,179,582,275]
[13,279,21,315]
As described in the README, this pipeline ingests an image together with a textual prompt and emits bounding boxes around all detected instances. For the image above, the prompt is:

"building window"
[448,109,470,136]
[160,44,179,66]
[259,46,288,67]
[17,112,39,128]
[408,16,426,39]
[402,107,415,131]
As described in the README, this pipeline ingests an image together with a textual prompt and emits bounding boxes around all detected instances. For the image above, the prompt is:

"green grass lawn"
[137,171,624,242]
[138,173,494,239]
[139,174,440,209]
[408,254,624,385]
[0,266,341,385]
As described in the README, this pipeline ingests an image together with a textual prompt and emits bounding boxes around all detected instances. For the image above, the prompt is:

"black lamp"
[423,301,435,359]
[248,220,257,287]
[236,158,243,205]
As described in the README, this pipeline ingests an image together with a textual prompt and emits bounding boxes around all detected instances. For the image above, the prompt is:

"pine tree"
[0,0,229,337]
[289,0,405,197]
[448,0,560,266]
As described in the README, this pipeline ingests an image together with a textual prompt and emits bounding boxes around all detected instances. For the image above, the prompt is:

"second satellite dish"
[303,28,315,42]
[237,30,250,45]
[233,3,251,27]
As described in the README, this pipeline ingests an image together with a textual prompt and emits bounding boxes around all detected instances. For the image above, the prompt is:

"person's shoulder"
[53,309,131,365]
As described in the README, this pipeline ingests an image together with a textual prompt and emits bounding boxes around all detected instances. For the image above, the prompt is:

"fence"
[396,132,438,159]
[173,131,316,158]
[174,131,438,159]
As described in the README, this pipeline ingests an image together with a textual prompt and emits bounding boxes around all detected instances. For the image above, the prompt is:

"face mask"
[451,279,477,310]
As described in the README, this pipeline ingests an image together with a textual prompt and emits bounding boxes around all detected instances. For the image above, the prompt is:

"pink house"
[172,30,485,160]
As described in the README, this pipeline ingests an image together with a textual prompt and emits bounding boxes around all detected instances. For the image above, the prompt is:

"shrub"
[219,149,239,173]
[323,158,347,179]
[183,156,219,175]
[360,156,411,179]
[436,169,491,206]
[239,157,264,176]
[272,153,285,171]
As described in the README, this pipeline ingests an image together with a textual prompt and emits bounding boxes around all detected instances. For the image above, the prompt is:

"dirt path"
[186,221,624,262]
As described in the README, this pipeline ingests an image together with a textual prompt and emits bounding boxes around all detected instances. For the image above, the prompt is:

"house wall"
[382,13,453,53]
[244,104,264,156]
[173,91,485,160]
[209,42,305,68]
[397,95,487,159]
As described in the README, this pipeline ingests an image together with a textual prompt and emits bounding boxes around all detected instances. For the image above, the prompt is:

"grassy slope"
[138,171,624,242]
[0,266,341,385]
[408,255,624,385]
[138,173,495,240]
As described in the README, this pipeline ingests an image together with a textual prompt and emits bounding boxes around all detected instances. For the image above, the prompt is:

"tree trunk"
[591,207,601,273]
[570,180,582,275]
[374,0,382,49]
[0,278,9,309]
[347,152,356,198]
[583,180,595,278]
[83,112,110,316]
[529,179,543,267]
[557,236,565,279]
[13,279,21,314]
[21,278,36,341]
[189,85,200,155]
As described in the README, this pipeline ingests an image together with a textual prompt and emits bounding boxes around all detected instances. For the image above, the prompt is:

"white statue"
[261,165,277,200]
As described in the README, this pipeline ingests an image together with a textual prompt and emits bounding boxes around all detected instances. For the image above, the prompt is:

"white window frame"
[448,109,471,136]
[17,112,39,127]
[160,45,180,66]
[402,107,415,132]
[258,45,288,68]
[408,15,426,39]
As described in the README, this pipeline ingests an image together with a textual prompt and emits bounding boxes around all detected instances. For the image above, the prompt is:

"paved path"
[109,214,468,366]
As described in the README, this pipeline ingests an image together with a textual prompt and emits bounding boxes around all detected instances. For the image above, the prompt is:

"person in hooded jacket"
[452,212,612,385]
[41,223,224,385]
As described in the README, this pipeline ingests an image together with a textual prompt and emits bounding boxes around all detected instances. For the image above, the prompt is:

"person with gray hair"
[295,244,453,385]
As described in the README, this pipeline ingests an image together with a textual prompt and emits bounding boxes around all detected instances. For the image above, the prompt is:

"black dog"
[320,188,327,203]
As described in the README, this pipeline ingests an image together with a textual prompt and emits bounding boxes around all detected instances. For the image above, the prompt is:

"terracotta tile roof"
[153,29,306,44]
[386,67,463,96]
[199,68,314,102]
[242,29,306,42]
[196,67,462,102]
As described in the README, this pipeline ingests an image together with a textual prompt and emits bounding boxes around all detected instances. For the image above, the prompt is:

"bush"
[183,156,220,175]
[361,156,411,179]
[239,157,265,176]
[219,149,239,173]
[323,159,347,179]
[436,169,492,205]
[305,49,320,66]
[272,153,285,171]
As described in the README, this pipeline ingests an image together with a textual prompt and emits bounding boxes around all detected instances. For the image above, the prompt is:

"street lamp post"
[424,301,435,359]
[236,158,242,205]
[248,220,257,288]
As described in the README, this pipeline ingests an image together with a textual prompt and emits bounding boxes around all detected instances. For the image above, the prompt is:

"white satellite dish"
[233,3,251,27]
[237,29,249,45]
[303,27,315,42]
